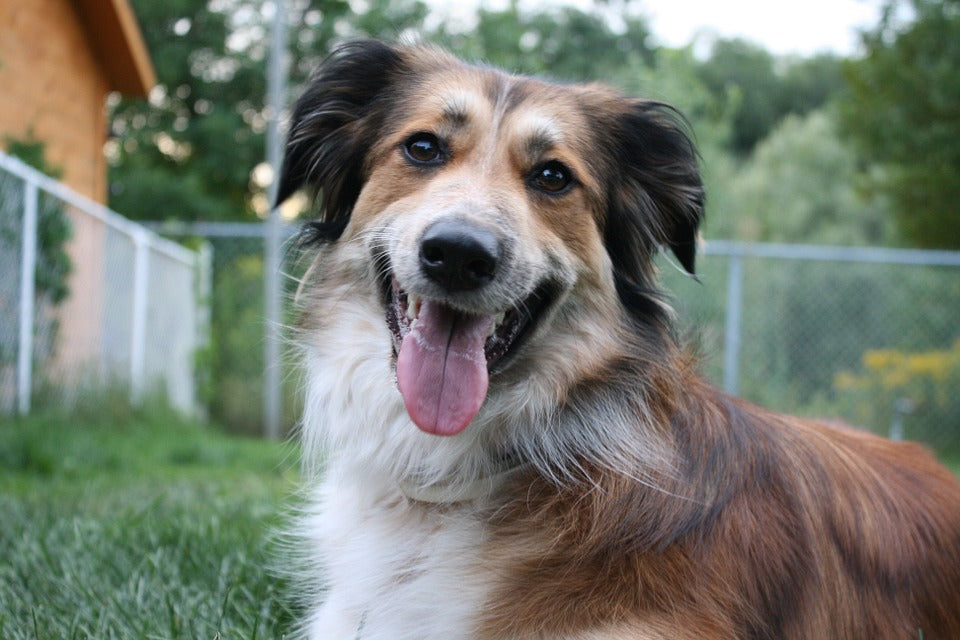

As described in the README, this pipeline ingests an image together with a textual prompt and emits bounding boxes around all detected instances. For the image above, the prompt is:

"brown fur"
[279,41,960,639]
[482,373,960,638]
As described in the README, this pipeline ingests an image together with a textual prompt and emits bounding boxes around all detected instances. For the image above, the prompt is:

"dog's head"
[279,41,703,438]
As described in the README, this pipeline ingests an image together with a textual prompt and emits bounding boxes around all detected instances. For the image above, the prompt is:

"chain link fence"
[663,242,960,453]
[9,146,953,452]
[149,222,960,455]
[0,152,208,417]
[7,155,957,454]
[146,221,304,436]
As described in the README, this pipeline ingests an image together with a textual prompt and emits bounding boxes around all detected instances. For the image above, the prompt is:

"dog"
[276,40,960,640]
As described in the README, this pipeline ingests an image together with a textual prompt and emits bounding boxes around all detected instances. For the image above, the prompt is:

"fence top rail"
[0,151,198,267]
[702,239,960,267]
[144,220,299,238]
[143,221,960,268]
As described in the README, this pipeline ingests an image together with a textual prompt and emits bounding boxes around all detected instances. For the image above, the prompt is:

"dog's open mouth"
[384,277,555,436]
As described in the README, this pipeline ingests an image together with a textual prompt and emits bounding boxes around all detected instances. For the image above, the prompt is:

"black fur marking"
[612,272,670,329]
[599,100,704,289]
[275,40,408,240]
[299,218,350,247]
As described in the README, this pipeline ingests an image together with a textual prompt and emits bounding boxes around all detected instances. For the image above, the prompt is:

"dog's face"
[279,41,703,440]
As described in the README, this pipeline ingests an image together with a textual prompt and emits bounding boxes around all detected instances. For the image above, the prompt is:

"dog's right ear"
[275,40,406,241]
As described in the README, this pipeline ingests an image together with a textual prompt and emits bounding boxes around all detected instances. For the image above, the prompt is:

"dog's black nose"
[419,221,501,291]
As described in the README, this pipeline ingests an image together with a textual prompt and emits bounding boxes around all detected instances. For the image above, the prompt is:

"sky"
[428,0,884,58]
[642,0,881,56]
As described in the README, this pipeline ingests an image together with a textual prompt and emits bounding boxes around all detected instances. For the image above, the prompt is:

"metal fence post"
[17,178,39,414]
[130,228,150,404]
[263,0,288,439]
[264,223,283,438]
[195,241,213,419]
[723,250,744,397]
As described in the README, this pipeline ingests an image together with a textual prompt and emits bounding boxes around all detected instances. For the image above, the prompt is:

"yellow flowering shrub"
[834,340,960,450]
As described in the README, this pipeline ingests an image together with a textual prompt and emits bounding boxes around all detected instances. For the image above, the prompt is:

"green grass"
[0,393,301,639]
[3,393,955,640]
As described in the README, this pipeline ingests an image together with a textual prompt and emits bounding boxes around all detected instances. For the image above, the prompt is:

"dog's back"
[480,379,960,639]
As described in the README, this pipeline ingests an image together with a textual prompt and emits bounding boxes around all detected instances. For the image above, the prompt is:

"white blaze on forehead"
[516,113,564,140]
[512,113,564,154]
[436,89,489,125]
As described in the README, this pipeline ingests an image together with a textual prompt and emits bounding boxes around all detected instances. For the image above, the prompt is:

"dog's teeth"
[488,312,506,337]
[406,294,421,322]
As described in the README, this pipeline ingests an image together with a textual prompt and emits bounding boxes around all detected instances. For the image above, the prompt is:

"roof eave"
[73,0,156,98]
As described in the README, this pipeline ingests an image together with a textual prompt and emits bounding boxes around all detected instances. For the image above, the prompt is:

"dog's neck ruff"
[397,460,532,503]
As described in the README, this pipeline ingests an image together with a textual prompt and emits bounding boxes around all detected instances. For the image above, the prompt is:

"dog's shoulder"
[476,385,960,639]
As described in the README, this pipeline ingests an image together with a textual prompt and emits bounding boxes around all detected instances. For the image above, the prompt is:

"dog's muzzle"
[384,220,557,438]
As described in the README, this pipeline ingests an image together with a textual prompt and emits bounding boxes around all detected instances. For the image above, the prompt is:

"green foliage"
[779,54,847,115]
[208,250,268,433]
[202,242,303,435]
[697,39,781,154]
[698,39,845,155]
[433,3,654,82]
[839,0,960,249]
[109,0,428,222]
[722,109,896,245]
[612,46,730,134]
[0,395,298,638]
[3,135,62,181]
[835,340,960,452]
[110,0,263,220]
[3,134,72,304]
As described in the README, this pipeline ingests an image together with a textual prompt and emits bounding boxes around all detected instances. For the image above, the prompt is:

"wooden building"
[0,0,155,203]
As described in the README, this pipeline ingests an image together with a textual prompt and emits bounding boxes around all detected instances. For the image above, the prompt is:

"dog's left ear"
[603,100,704,280]
[274,40,408,240]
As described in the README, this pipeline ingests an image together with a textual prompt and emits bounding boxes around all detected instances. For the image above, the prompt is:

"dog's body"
[278,41,960,639]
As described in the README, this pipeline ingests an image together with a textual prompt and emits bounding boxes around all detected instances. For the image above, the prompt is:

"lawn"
[0,393,301,639]
[2,395,957,640]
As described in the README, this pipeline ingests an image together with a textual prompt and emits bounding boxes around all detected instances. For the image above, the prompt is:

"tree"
[432,3,655,83]
[697,38,781,155]
[698,39,845,155]
[109,0,267,220]
[726,110,895,245]
[109,0,427,222]
[839,0,960,249]
[779,54,845,116]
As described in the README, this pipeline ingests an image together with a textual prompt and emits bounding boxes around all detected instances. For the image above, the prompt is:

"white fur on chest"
[303,464,492,640]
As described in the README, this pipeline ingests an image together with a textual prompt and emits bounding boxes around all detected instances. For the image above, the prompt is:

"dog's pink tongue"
[396,300,493,436]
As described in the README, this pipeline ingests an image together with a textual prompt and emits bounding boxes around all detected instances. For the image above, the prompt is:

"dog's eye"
[403,133,443,165]
[530,161,572,194]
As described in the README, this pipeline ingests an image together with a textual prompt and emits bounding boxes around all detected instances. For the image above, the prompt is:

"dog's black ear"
[603,101,704,280]
[275,40,406,241]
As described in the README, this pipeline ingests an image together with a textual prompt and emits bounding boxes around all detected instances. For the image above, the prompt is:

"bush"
[835,340,960,452]
[3,135,73,304]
